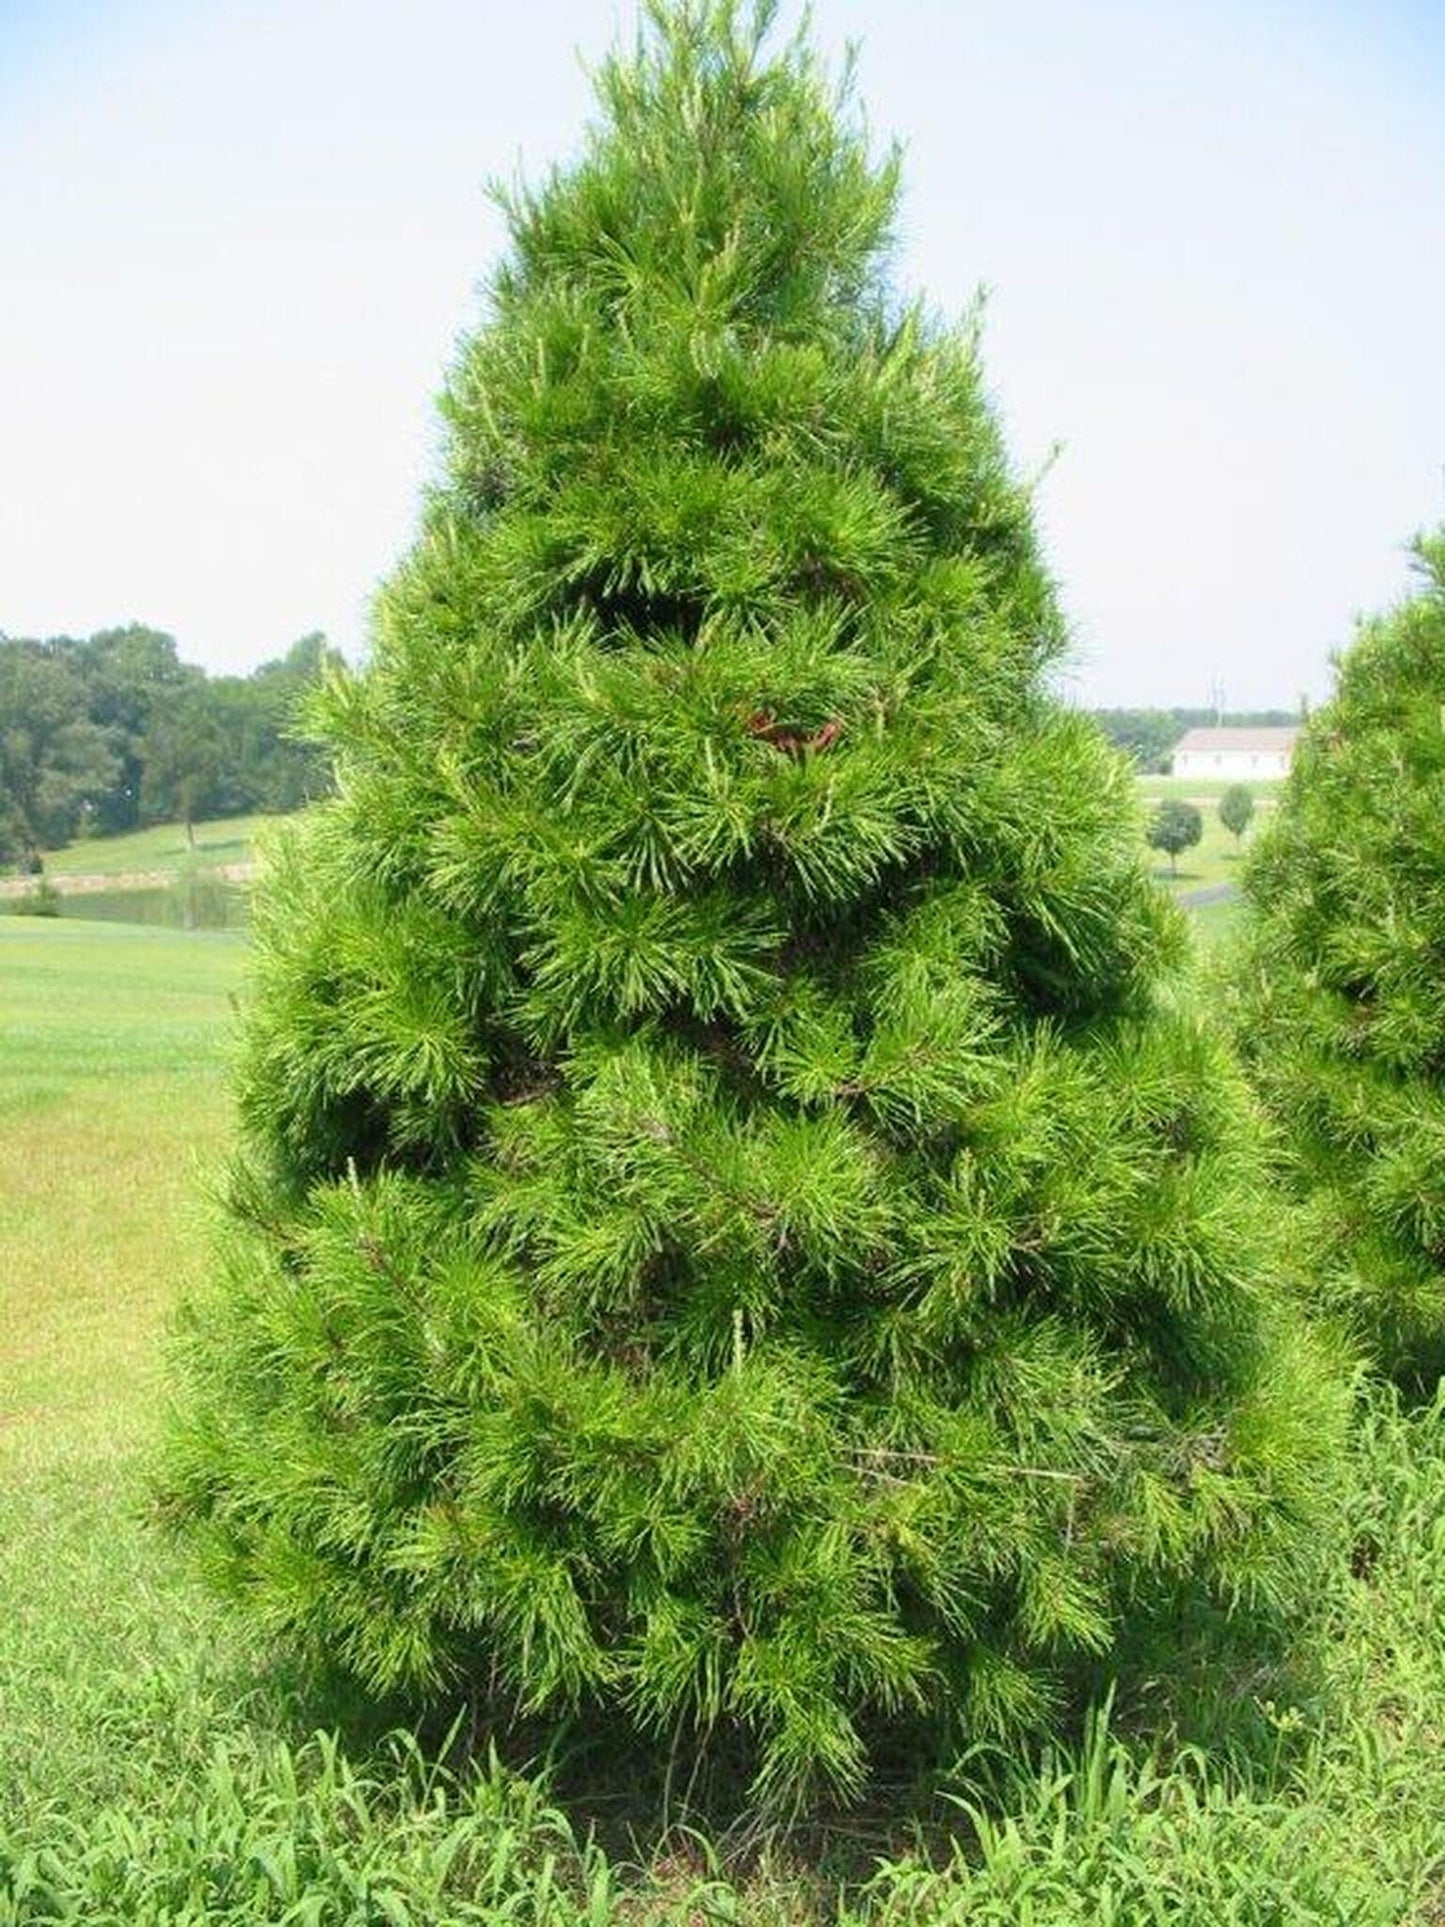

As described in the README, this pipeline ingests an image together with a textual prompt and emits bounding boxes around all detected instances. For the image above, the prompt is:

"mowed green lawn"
[0,920,252,1824]
[1,920,246,1428]
[1136,773,1287,806]
[1136,775,1278,892]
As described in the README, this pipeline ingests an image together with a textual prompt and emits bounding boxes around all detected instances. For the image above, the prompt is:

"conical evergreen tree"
[163,1,1347,1807]
[1229,531,1445,1384]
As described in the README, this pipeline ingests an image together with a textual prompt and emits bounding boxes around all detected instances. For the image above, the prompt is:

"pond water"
[11,880,249,931]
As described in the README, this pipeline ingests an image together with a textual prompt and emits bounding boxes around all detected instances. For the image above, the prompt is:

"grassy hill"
[38,814,274,881]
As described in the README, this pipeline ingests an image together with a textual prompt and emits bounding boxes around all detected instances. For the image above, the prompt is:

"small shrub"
[8,879,61,918]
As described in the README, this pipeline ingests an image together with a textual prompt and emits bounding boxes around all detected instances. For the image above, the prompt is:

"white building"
[1170,726,1300,780]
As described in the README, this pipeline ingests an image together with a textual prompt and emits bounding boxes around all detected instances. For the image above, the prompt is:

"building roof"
[1173,727,1301,754]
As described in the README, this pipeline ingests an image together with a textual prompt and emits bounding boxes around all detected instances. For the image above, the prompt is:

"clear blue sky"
[2,0,1442,707]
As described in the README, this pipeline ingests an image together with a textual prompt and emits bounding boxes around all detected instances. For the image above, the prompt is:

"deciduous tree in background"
[0,642,118,862]
[1229,532,1445,1382]
[0,626,337,860]
[162,0,1347,1809]
[1218,784,1254,844]
[1146,797,1203,876]
[80,625,196,834]
[140,684,228,847]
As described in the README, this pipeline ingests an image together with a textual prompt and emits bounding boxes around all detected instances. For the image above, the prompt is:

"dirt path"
[0,861,258,900]
[1177,881,1239,907]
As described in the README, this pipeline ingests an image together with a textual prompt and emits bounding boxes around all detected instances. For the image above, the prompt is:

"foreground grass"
[3,918,1444,1921]
[0,922,256,1829]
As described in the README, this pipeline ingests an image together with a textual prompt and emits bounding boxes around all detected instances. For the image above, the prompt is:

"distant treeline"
[1087,707,1301,773]
[0,624,337,866]
[0,632,1302,868]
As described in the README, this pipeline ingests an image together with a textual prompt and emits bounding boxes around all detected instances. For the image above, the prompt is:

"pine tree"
[1229,532,1445,1383]
[162,1,1347,1808]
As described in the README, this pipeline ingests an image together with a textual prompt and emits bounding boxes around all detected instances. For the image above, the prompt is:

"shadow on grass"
[198,1574,1330,1890]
